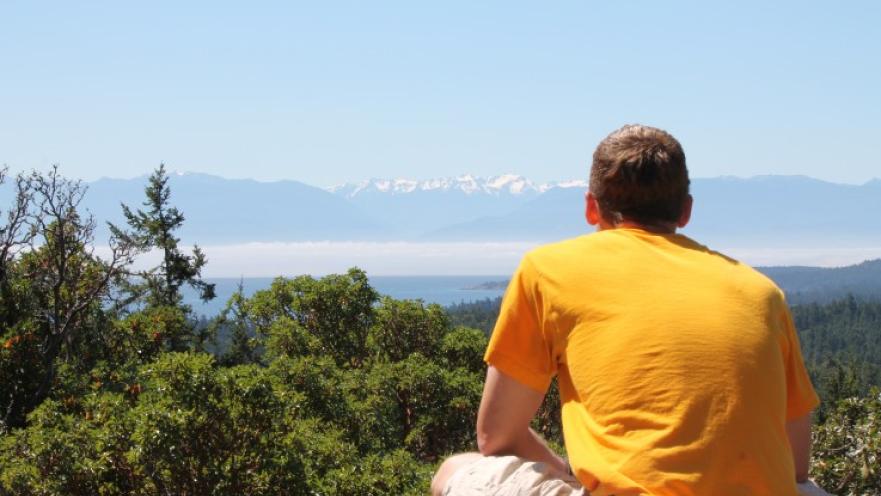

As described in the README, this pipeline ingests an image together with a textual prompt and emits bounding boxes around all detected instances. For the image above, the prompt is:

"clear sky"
[2,1,879,187]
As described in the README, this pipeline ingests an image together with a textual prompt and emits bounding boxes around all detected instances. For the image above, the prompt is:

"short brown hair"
[590,124,690,226]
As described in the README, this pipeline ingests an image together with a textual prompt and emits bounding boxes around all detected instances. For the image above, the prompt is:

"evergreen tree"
[114,164,214,308]
[215,280,259,366]
[111,164,215,350]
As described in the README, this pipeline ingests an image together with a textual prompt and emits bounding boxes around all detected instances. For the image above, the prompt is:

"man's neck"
[599,219,677,234]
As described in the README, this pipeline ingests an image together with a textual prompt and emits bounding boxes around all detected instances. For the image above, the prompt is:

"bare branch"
[0,167,36,282]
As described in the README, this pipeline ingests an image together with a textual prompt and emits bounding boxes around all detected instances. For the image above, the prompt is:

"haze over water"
[104,242,881,279]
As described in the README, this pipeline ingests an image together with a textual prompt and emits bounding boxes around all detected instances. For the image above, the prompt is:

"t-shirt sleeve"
[777,296,820,420]
[484,255,556,393]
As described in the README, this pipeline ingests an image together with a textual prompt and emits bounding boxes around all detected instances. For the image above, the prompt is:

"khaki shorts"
[442,455,585,496]
[442,456,833,496]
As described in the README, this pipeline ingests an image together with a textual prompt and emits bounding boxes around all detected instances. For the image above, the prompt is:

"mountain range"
[2,172,880,247]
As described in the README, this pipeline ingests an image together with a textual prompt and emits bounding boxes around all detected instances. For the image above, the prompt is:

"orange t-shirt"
[485,229,819,496]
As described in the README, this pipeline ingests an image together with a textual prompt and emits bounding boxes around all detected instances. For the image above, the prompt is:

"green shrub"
[812,389,881,495]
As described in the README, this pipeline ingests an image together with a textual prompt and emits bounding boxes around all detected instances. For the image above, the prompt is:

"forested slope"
[765,259,881,304]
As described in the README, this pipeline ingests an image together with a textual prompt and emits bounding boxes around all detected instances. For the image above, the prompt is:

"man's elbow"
[786,412,813,483]
[476,426,512,456]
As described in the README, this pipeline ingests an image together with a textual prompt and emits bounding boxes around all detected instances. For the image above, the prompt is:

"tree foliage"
[212,280,259,366]
[1,167,134,429]
[812,389,881,495]
[111,164,214,352]
[0,273,485,494]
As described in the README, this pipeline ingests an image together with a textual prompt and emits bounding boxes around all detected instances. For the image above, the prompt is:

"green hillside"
[762,259,881,304]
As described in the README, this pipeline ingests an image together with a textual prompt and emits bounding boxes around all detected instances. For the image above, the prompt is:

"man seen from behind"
[432,124,825,495]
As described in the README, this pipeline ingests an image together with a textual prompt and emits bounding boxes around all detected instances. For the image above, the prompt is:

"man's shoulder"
[525,231,785,297]
[685,238,779,287]
[522,235,594,268]
[526,235,590,255]
[682,238,787,302]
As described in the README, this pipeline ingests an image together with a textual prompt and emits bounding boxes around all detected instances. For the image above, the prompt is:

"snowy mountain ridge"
[327,174,588,198]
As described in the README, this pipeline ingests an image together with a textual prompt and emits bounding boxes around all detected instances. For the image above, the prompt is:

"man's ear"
[586,191,602,226]
[677,194,693,228]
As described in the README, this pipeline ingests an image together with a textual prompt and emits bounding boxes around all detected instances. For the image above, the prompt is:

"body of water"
[186,276,508,317]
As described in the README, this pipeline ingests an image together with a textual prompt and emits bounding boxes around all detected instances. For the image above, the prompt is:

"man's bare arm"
[476,366,569,475]
[786,412,812,482]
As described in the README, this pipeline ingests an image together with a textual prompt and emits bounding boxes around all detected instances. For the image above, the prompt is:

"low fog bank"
[94,242,881,277]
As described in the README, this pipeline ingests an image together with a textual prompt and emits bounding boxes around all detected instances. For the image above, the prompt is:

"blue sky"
[2,1,879,187]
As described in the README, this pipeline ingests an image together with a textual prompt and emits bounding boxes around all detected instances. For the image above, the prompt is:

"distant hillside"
[761,259,881,304]
[687,176,881,248]
[424,176,881,247]
[421,186,588,240]
[113,173,394,243]
[51,173,389,243]
[2,172,880,247]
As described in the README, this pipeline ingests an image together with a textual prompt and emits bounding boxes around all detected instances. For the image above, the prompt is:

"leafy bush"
[0,268,490,495]
[812,389,881,495]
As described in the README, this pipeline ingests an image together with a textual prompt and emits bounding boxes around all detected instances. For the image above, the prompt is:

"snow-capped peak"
[553,179,589,189]
[328,174,588,198]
